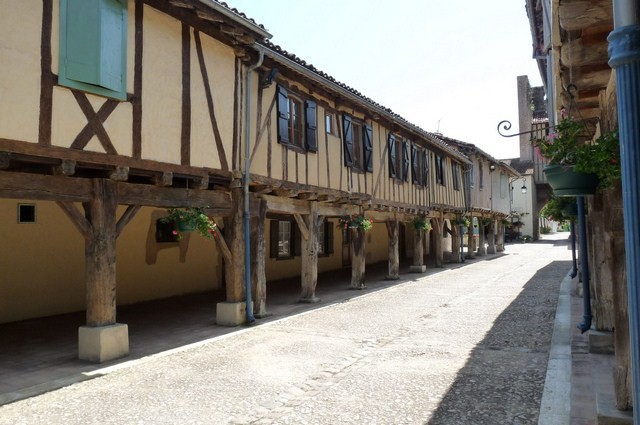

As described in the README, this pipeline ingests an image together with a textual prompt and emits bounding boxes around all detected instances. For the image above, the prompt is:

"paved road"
[0,235,572,425]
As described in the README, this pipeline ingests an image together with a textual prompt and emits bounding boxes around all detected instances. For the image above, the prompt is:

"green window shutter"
[64,0,101,85]
[99,0,127,92]
[411,144,418,184]
[402,141,410,182]
[60,0,127,100]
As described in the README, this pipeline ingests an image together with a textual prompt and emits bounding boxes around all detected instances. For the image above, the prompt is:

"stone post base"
[410,265,427,273]
[589,330,615,354]
[78,323,129,363]
[216,301,251,326]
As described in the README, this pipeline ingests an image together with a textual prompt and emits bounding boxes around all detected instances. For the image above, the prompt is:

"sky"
[223,0,543,160]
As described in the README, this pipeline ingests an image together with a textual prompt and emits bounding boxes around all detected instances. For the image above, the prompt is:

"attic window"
[18,204,36,224]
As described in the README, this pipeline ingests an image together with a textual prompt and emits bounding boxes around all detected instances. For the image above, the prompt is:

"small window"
[469,164,475,187]
[317,221,325,255]
[435,154,445,185]
[352,121,363,170]
[59,0,128,100]
[479,161,484,189]
[500,173,508,198]
[18,204,36,224]
[452,162,460,191]
[325,113,335,135]
[278,221,291,257]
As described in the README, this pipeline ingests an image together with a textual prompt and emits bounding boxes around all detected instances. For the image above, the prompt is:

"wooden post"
[496,220,505,252]
[300,201,320,302]
[487,219,496,254]
[410,225,426,272]
[450,223,461,263]
[350,228,366,289]
[386,219,400,280]
[225,186,245,302]
[432,218,444,268]
[477,219,487,256]
[466,217,476,259]
[84,179,118,327]
[251,198,268,316]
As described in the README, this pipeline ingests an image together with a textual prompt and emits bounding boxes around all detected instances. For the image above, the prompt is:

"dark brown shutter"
[411,144,419,184]
[305,100,317,152]
[422,150,429,186]
[363,124,373,172]
[326,221,334,254]
[402,141,410,182]
[388,133,397,178]
[342,115,353,166]
[269,220,279,258]
[276,86,289,145]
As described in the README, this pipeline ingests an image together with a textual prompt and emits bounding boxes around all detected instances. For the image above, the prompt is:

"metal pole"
[576,196,592,333]
[609,3,640,418]
[570,219,578,278]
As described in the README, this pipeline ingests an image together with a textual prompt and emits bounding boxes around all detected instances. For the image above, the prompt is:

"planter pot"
[543,164,598,196]
[561,203,578,217]
[176,220,196,232]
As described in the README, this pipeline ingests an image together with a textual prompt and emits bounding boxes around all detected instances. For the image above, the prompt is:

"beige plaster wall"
[0,1,43,143]
[0,201,222,324]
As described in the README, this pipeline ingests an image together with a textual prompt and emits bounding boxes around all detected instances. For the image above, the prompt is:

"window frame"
[452,162,460,191]
[276,85,317,153]
[435,154,445,186]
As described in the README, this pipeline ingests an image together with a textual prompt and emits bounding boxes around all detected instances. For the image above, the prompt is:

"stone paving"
[0,235,573,424]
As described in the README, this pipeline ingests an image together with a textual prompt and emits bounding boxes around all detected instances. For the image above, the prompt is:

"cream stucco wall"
[0,1,43,143]
[0,201,222,324]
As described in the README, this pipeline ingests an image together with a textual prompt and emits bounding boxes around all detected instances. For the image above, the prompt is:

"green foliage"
[413,216,432,231]
[452,216,471,228]
[532,117,620,190]
[338,215,373,232]
[540,196,576,223]
[522,235,532,242]
[540,226,552,234]
[160,207,217,240]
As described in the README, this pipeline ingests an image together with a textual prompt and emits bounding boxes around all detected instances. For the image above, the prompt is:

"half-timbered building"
[1,0,508,363]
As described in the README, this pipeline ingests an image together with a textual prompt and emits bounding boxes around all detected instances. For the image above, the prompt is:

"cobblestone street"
[0,235,572,425]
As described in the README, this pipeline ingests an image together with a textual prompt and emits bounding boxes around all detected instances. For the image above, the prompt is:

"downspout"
[576,196,591,333]
[244,44,264,323]
[608,0,640,419]
[569,219,577,278]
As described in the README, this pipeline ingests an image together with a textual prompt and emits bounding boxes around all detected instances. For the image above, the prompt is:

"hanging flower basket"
[452,217,470,228]
[412,216,432,231]
[338,215,373,232]
[160,207,217,240]
[561,202,578,218]
[543,164,598,197]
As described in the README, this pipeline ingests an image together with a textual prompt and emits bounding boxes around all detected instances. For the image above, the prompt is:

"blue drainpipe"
[608,1,640,419]
[576,196,592,333]
[243,45,264,324]
[570,219,578,278]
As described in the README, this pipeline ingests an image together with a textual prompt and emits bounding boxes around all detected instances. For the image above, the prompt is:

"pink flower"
[546,132,558,141]
[172,230,178,236]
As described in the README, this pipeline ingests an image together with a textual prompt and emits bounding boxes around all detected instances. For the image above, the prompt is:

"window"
[343,115,373,172]
[452,162,460,191]
[18,204,36,224]
[388,133,409,181]
[269,219,300,259]
[469,163,475,187]
[277,86,317,152]
[278,221,291,257]
[435,154,445,185]
[59,0,128,100]
[500,173,508,198]
[411,145,429,187]
[317,220,334,256]
[479,161,484,189]
[325,112,337,136]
